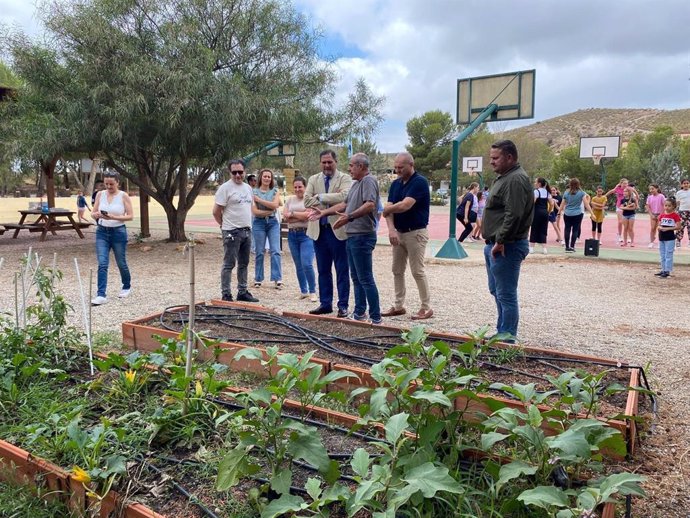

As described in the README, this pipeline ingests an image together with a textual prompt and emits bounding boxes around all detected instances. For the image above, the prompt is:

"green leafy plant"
[216,346,354,500]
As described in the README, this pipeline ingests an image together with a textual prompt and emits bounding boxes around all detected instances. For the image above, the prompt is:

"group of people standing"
[213,150,435,325]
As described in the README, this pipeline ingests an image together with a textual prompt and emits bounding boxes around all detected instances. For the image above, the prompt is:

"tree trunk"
[164,204,189,242]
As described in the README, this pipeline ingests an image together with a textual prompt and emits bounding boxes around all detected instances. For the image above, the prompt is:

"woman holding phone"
[91,171,133,305]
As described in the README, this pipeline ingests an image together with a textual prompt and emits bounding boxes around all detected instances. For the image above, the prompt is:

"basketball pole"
[436,103,498,259]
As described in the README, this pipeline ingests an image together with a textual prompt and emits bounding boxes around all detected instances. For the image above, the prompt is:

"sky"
[3,0,689,152]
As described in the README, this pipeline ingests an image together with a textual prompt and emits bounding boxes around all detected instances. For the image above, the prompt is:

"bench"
[1,223,44,231]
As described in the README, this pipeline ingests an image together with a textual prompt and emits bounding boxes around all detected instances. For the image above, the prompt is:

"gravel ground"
[1,228,689,517]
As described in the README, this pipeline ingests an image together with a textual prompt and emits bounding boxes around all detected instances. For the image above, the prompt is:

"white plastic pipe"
[74,258,95,376]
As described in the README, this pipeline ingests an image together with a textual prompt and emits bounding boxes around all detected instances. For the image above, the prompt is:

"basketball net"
[592,154,603,166]
[468,168,476,177]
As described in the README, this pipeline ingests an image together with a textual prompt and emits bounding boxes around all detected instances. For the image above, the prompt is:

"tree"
[5,0,383,241]
[405,110,457,175]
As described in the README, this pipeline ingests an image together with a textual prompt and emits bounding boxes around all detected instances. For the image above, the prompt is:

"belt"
[288,228,307,233]
[225,227,250,232]
[397,226,425,233]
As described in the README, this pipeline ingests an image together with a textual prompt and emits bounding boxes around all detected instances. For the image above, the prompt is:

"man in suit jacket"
[304,150,352,317]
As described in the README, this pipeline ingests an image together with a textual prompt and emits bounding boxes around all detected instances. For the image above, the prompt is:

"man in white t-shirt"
[675,178,690,248]
[212,159,259,302]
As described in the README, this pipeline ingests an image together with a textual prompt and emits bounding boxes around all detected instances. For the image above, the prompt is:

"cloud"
[5,0,690,152]
[299,0,690,151]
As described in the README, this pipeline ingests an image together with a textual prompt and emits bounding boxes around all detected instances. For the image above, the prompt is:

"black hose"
[135,454,220,518]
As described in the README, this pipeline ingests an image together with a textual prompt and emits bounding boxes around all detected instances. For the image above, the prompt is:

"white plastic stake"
[74,258,95,376]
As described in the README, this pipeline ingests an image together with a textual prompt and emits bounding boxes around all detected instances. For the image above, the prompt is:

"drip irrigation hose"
[207,396,385,444]
[161,303,658,424]
[134,454,220,518]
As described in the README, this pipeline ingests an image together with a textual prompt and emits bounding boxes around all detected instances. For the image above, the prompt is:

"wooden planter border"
[122,301,645,458]
[0,439,164,518]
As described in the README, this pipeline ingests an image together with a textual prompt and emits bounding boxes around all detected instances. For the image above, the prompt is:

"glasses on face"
[231,170,244,176]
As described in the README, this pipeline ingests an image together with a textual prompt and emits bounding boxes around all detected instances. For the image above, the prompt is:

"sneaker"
[542,247,548,255]
[237,291,259,303]
[467,237,476,243]
[630,243,635,248]
[654,271,664,276]
[337,308,349,318]
[660,271,670,278]
[91,295,107,305]
[118,288,131,298]
[222,294,234,302]
[627,239,632,244]
[676,241,681,248]
[620,243,627,247]
[253,282,262,288]
[565,248,574,253]
[300,293,309,299]
[370,318,383,325]
[274,281,283,290]
[528,246,534,254]
[647,242,655,249]
[309,293,317,303]
[350,312,368,322]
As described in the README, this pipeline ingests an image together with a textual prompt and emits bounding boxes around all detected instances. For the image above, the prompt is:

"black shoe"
[337,308,349,318]
[237,291,259,302]
[660,271,670,278]
[654,271,664,276]
[222,294,233,302]
[309,306,333,315]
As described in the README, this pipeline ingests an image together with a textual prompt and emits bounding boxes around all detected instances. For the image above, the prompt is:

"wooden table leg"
[12,213,28,238]
[67,215,85,238]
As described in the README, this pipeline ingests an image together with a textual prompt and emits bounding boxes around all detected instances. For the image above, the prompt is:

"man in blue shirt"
[382,152,433,320]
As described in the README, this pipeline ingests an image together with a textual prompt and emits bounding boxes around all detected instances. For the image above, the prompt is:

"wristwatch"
[347,215,355,222]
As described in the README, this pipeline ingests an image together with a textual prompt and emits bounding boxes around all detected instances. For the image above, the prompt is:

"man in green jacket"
[482,140,534,341]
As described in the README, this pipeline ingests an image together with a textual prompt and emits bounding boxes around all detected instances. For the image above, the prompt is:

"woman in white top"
[91,171,134,305]
[283,176,317,302]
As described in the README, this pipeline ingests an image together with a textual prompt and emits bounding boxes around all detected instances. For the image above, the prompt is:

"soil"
[0,230,688,516]
[145,304,651,423]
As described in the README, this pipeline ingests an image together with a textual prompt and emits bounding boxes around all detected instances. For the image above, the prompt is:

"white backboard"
[579,136,620,158]
[462,156,483,173]
[457,69,536,125]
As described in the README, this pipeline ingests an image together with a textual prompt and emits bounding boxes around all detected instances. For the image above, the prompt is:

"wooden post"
[137,164,151,238]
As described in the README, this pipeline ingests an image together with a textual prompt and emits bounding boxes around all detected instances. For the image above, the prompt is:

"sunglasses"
[230,170,244,176]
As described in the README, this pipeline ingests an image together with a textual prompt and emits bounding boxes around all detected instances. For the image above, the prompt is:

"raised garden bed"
[121,302,654,458]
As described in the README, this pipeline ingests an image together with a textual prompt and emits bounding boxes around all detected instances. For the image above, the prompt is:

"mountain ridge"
[502,108,690,152]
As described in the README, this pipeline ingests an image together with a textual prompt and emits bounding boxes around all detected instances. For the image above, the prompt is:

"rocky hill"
[502,108,690,152]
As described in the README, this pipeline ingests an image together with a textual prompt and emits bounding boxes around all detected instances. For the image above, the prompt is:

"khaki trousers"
[391,228,430,311]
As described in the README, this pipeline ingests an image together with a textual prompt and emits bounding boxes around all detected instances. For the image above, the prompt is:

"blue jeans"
[346,233,380,321]
[314,224,349,311]
[659,239,675,272]
[253,216,282,282]
[484,239,529,339]
[95,225,131,297]
[287,229,316,294]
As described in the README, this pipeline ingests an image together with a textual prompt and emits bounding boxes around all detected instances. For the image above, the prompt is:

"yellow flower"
[72,466,91,484]
[195,380,203,398]
[124,369,136,384]
[162,395,176,405]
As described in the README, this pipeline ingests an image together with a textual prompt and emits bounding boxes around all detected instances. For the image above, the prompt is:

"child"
[589,186,607,241]
[645,184,665,248]
[619,187,638,247]
[675,178,690,248]
[76,190,91,223]
[656,198,682,278]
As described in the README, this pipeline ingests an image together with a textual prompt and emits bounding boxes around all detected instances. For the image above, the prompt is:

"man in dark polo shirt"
[482,140,534,341]
[381,152,433,320]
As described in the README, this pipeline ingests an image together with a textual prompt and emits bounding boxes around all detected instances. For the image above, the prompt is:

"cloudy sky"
[4,0,689,152]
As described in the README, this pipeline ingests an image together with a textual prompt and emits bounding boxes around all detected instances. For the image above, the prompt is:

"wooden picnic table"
[3,209,88,241]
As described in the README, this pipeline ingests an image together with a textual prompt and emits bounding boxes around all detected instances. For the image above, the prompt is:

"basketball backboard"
[266,143,296,157]
[579,136,620,159]
[462,156,483,173]
[457,69,535,125]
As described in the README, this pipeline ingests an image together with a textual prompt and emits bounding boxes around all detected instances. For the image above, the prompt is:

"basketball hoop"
[592,154,603,166]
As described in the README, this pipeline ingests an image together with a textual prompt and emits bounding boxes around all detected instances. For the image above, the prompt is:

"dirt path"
[0,229,688,516]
